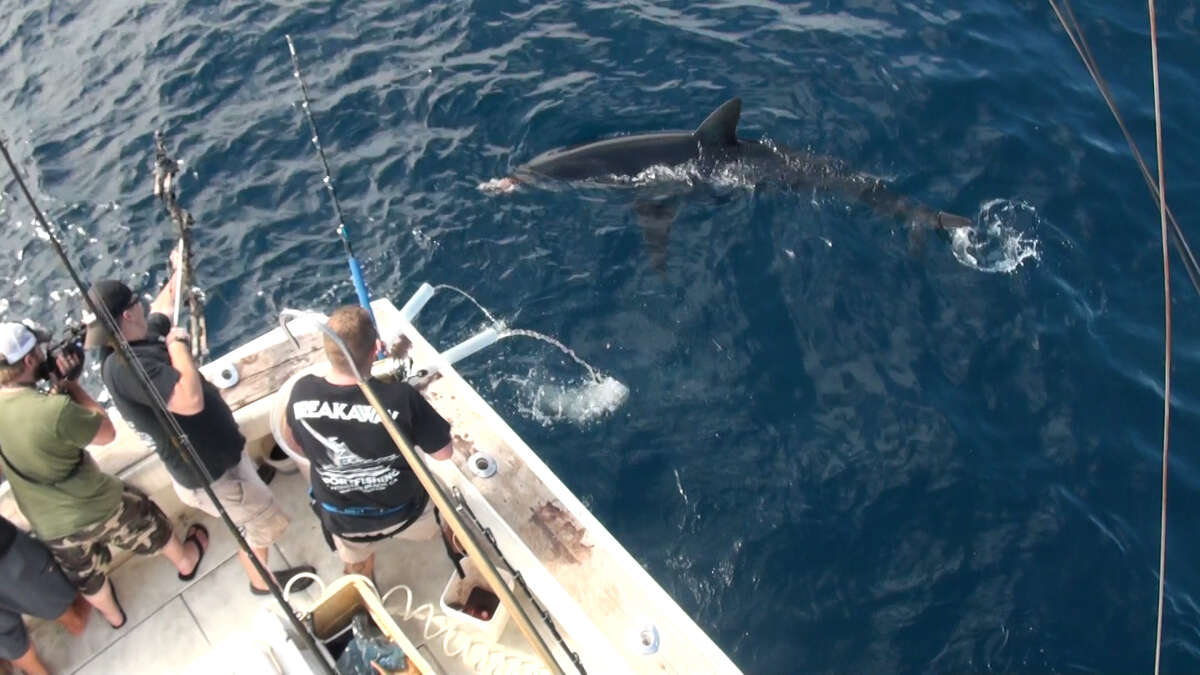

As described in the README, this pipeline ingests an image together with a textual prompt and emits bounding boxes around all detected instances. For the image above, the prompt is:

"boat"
[0,289,742,674]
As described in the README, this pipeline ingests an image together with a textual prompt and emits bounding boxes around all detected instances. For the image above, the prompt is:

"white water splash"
[411,226,438,252]
[498,368,629,427]
[950,199,1041,273]
[477,177,520,194]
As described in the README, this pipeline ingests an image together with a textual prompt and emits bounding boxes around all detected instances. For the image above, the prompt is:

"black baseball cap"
[84,280,139,349]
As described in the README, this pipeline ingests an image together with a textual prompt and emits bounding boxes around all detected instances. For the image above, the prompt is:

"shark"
[484,97,971,267]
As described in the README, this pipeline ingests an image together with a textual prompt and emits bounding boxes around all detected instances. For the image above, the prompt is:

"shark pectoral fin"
[634,198,679,272]
[907,225,928,257]
[694,97,742,148]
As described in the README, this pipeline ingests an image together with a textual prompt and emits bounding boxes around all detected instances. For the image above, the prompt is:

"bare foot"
[57,595,92,636]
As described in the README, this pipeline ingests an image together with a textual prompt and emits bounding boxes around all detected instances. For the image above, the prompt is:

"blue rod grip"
[347,256,377,324]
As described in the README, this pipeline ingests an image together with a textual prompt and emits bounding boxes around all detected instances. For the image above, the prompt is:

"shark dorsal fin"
[694,97,741,147]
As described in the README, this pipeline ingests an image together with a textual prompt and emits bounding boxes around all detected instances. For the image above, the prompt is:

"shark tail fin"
[694,97,742,147]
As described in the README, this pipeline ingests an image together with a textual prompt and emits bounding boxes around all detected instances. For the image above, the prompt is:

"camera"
[33,325,87,382]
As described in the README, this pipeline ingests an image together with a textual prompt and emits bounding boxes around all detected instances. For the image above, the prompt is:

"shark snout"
[478,176,522,194]
[934,211,972,230]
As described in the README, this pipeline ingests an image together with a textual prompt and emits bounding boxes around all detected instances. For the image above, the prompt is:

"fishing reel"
[32,323,87,382]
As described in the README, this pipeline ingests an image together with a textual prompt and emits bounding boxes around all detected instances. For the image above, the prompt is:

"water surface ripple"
[3,1,1200,672]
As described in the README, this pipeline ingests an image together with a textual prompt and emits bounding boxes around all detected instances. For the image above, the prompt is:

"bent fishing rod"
[0,137,337,675]
[285,35,380,331]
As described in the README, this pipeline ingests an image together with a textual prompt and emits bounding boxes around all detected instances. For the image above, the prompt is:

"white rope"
[380,582,549,675]
[283,571,328,614]
[1147,0,1171,672]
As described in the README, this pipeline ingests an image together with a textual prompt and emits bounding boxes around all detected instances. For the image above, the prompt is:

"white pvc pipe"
[440,328,499,366]
[398,282,435,324]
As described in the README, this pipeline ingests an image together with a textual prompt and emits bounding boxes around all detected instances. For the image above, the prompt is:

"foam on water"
[497,368,630,427]
[950,199,1041,273]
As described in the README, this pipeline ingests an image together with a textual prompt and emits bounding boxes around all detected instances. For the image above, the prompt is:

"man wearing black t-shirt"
[283,305,453,582]
[87,250,314,596]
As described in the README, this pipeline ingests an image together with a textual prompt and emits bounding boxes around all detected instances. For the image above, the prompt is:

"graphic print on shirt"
[293,400,404,495]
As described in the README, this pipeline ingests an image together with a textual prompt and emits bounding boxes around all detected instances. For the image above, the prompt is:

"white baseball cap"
[0,322,39,365]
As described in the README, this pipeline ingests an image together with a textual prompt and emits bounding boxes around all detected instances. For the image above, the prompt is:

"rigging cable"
[1146,1,1170,672]
[0,137,338,675]
[1048,2,1180,668]
[1047,0,1200,297]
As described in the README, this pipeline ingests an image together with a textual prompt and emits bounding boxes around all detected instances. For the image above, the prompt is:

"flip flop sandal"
[109,583,127,630]
[250,565,317,596]
[177,523,210,581]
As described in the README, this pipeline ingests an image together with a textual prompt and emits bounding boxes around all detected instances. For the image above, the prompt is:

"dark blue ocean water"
[4,1,1200,672]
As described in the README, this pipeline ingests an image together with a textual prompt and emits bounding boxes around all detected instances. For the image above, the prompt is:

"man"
[90,253,313,595]
[0,514,91,675]
[0,321,205,629]
[283,306,454,582]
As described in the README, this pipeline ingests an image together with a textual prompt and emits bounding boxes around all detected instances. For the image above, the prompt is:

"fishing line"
[0,137,338,675]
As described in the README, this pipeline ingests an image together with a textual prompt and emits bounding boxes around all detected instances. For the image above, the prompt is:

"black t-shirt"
[0,515,17,557]
[100,314,243,489]
[286,374,451,534]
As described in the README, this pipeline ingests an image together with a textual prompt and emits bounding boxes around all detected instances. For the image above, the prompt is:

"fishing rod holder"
[396,283,501,382]
[398,282,435,323]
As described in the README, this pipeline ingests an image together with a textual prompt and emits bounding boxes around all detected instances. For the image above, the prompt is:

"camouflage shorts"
[44,486,173,595]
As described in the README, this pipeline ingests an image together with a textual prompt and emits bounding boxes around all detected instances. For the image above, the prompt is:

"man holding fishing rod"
[280,305,455,586]
[87,248,316,596]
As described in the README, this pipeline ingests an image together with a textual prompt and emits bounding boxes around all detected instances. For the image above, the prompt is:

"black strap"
[0,440,85,488]
[434,507,467,579]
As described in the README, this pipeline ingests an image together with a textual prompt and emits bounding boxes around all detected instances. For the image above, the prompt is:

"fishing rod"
[153,131,208,361]
[0,137,338,675]
[284,35,380,330]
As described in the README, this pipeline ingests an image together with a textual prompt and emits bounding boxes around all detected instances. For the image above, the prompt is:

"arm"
[429,441,452,461]
[281,419,306,458]
[149,245,183,317]
[165,329,204,415]
[405,385,454,462]
[51,352,115,445]
[60,381,116,446]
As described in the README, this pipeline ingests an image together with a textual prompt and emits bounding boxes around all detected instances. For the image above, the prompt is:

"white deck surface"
[10,297,738,674]
[27,468,519,674]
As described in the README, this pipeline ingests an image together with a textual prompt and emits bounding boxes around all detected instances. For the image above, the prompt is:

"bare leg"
[11,642,50,675]
[343,552,375,582]
[159,530,204,577]
[241,546,271,592]
[56,595,91,636]
[82,579,123,628]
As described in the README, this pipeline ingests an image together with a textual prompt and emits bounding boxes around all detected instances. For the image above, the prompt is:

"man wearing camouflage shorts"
[0,321,207,629]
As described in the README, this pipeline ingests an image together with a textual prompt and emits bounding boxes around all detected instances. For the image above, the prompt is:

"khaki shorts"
[44,486,174,595]
[332,503,439,564]
[174,451,289,549]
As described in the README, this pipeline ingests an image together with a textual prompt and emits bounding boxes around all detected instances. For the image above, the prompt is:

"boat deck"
[3,297,739,674]
[28,467,535,674]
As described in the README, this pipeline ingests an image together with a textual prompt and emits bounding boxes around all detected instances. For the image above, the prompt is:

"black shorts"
[0,529,76,659]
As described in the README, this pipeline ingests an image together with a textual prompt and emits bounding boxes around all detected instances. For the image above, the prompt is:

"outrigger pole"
[0,138,338,675]
[284,36,379,329]
[279,310,568,675]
